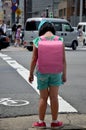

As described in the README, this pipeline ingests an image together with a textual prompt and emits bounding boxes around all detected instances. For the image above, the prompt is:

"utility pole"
[80,0,83,22]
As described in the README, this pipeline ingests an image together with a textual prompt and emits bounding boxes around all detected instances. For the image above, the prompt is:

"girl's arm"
[28,44,38,83]
[62,44,67,82]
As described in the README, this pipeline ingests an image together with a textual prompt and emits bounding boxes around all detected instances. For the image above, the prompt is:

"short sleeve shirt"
[33,35,63,48]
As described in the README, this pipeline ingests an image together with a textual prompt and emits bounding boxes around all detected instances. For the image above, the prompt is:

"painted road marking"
[0,98,29,106]
[0,53,77,112]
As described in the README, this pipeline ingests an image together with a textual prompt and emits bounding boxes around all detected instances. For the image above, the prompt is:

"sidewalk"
[1,45,26,52]
[0,114,86,130]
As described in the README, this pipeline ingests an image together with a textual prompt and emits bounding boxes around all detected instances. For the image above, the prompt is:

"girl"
[14,24,22,47]
[28,21,67,128]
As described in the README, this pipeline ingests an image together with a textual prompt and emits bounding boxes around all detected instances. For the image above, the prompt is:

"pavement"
[0,46,86,130]
[0,114,86,130]
[1,45,26,52]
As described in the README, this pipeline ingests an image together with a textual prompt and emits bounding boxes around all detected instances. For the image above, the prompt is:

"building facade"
[23,0,86,26]
[57,0,86,26]
[1,0,86,27]
[0,0,3,24]
[1,0,11,27]
[23,0,59,23]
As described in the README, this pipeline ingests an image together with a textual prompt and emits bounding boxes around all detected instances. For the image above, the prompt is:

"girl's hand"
[62,73,66,83]
[29,74,34,83]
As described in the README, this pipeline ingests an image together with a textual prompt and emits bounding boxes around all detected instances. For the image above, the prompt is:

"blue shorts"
[36,71,63,90]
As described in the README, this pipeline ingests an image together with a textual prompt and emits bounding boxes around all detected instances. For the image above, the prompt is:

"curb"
[0,114,86,130]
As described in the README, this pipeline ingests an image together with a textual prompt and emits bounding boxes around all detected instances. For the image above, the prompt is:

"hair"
[17,24,22,29]
[38,22,56,36]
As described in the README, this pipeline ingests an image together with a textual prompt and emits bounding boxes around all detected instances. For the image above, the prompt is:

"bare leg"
[49,86,59,120]
[39,88,48,121]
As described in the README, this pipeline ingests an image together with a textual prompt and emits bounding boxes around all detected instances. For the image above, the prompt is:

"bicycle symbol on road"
[0,98,29,106]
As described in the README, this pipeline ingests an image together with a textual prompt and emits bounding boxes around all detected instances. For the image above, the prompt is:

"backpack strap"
[53,36,59,41]
[40,35,59,41]
[40,36,46,40]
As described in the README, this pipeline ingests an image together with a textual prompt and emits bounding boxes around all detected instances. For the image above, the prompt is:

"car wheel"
[72,41,77,50]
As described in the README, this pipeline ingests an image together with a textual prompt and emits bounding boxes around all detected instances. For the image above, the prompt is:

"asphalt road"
[0,46,86,118]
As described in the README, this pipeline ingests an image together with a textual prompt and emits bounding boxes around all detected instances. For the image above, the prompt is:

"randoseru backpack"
[37,36,63,74]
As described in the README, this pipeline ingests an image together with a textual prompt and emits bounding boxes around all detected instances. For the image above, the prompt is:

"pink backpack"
[37,36,63,74]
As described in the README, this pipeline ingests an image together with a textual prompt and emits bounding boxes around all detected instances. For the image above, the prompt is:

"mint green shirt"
[33,35,63,48]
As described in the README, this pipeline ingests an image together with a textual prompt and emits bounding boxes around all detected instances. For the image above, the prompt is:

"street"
[0,45,86,118]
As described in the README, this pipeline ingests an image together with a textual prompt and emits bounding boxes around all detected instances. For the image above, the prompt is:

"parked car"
[77,22,86,45]
[0,28,10,50]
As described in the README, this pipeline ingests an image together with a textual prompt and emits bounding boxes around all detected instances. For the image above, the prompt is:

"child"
[14,24,22,47]
[28,20,67,128]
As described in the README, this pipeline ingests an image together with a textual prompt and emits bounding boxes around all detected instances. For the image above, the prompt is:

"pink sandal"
[51,121,63,128]
[32,121,46,128]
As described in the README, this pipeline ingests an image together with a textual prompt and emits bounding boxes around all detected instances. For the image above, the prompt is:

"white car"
[77,22,86,45]
[73,26,85,46]
[77,31,85,46]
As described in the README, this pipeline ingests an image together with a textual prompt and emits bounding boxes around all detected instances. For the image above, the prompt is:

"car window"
[25,21,40,31]
[52,22,62,31]
[62,23,71,31]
